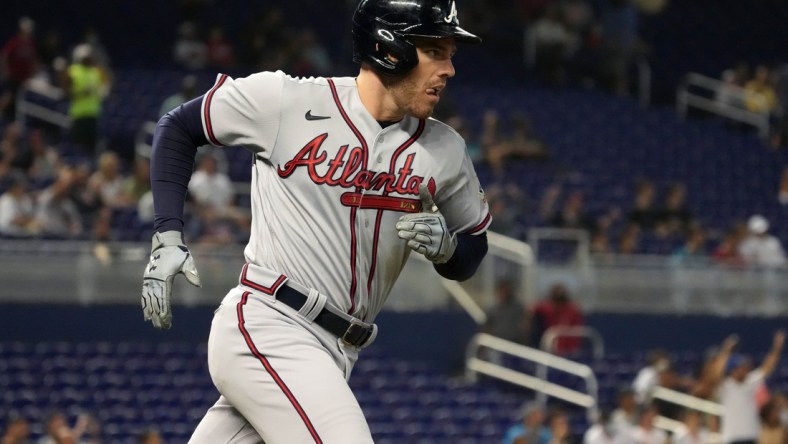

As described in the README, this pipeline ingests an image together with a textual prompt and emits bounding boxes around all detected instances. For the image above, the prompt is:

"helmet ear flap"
[368,28,418,75]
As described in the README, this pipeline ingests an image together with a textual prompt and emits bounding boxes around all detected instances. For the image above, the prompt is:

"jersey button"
[365,220,370,228]
[376,155,383,164]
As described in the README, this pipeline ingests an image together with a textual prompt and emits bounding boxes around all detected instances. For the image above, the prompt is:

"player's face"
[390,37,457,119]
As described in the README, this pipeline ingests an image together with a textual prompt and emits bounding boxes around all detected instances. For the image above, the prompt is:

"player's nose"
[439,59,456,79]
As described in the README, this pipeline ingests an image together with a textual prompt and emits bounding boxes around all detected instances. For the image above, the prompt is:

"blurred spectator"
[529,283,584,354]
[87,152,130,209]
[702,331,785,444]
[632,349,671,405]
[446,115,483,162]
[549,190,596,232]
[486,182,528,239]
[777,166,788,205]
[507,112,550,162]
[744,65,777,115]
[610,388,638,435]
[159,74,199,118]
[503,403,552,444]
[482,279,529,344]
[1,414,30,444]
[583,410,616,444]
[0,173,39,236]
[137,430,162,444]
[0,121,29,171]
[206,26,235,70]
[655,183,694,236]
[481,110,549,173]
[185,150,250,245]
[80,28,112,74]
[772,62,788,148]
[188,151,235,214]
[738,215,786,268]
[673,409,709,444]
[716,65,749,111]
[758,399,785,444]
[292,29,332,76]
[623,404,667,444]
[121,157,151,204]
[36,166,83,238]
[530,3,572,86]
[547,409,574,444]
[599,0,641,96]
[26,128,60,182]
[0,17,39,122]
[627,179,658,231]
[713,226,746,266]
[617,224,641,254]
[65,44,109,156]
[173,22,207,70]
[672,227,707,264]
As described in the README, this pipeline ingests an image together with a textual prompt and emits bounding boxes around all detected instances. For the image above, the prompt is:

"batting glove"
[141,231,201,329]
[396,184,457,264]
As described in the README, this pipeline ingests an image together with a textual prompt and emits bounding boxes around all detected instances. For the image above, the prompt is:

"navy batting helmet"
[352,0,481,75]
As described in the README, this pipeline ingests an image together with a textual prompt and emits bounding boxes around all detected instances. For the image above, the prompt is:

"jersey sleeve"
[200,71,285,158]
[438,150,491,236]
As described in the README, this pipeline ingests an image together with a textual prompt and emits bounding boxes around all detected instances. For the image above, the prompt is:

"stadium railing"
[676,72,770,138]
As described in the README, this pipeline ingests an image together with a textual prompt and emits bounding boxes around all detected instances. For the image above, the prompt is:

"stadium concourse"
[2,0,788,443]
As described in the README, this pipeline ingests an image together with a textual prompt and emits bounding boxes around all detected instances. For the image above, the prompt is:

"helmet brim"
[404,25,482,44]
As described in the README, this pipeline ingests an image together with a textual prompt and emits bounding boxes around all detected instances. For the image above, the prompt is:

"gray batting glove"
[396,184,457,264]
[141,231,201,329]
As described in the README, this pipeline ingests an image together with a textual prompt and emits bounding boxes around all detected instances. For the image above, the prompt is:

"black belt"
[276,285,374,347]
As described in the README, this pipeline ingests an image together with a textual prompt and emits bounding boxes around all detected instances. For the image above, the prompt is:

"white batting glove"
[396,184,457,264]
[141,231,201,329]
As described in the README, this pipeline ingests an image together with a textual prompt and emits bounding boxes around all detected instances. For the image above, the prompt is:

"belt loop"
[297,288,327,324]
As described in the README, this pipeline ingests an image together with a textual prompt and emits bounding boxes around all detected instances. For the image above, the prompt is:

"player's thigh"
[208,291,373,444]
[188,396,264,444]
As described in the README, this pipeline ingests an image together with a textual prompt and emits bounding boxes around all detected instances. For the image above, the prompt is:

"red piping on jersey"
[467,213,492,235]
[328,78,368,315]
[340,193,420,212]
[236,292,323,443]
[203,74,228,146]
[240,263,287,295]
[366,119,426,295]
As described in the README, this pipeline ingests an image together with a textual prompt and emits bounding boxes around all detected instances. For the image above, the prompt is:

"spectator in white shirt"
[700,331,785,444]
[632,350,672,405]
[618,404,667,444]
[738,215,786,268]
[0,174,39,236]
[672,409,711,444]
[188,151,235,214]
[584,410,617,444]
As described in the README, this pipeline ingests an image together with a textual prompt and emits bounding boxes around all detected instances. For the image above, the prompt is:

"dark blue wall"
[1,304,784,373]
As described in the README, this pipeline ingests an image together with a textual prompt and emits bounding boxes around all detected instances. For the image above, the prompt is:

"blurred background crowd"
[1,0,788,442]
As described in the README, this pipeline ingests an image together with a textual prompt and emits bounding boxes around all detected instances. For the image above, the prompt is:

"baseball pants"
[188,287,374,444]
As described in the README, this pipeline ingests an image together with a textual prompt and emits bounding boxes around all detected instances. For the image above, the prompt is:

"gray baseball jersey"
[200,71,491,322]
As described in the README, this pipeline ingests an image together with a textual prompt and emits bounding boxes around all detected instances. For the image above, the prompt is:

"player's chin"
[408,102,436,120]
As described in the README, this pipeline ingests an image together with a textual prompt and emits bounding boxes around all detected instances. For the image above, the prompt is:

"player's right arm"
[141,72,285,329]
[141,96,207,329]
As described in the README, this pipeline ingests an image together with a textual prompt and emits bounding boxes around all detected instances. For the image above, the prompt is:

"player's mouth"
[426,85,445,101]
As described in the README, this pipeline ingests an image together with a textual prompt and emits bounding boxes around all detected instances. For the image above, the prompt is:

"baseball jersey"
[200,71,491,322]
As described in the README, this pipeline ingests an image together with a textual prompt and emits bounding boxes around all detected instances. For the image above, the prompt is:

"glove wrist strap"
[153,231,184,249]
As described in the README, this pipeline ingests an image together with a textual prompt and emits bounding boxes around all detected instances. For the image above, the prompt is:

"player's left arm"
[432,232,488,281]
[396,150,491,281]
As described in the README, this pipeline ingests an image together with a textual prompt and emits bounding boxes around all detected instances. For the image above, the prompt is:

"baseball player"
[140,0,491,442]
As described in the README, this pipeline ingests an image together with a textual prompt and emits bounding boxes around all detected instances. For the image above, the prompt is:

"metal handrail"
[676,72,770,138]
[651,386,723,416]
[16,79,70,129]
[539,326,605,360]
[466,333,599,422]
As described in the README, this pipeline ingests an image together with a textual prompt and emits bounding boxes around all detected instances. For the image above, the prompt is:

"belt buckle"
[341,319,371,347]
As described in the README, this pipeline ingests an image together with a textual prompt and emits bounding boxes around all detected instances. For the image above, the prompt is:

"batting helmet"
[352,0,481,75]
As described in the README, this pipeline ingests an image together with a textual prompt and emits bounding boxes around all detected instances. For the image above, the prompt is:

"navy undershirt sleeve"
[151,95,208,233]
[433,232,488,281]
